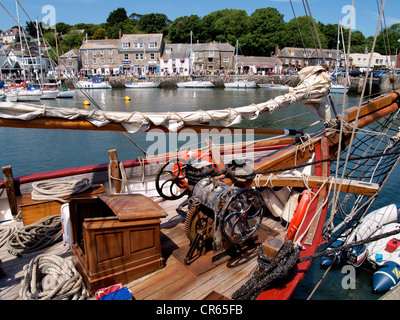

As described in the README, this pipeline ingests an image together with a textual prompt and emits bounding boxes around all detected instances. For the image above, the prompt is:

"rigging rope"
[0,224,17,248]
[19,254,89,300]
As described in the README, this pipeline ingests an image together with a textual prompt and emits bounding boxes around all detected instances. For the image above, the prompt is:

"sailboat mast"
[36,19,44,89]
[15,0,25,81]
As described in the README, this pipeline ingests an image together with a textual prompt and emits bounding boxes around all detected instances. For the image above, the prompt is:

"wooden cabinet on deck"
[69,194,167,293]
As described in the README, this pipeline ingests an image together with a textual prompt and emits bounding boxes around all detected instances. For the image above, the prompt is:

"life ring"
[286,189,311,241]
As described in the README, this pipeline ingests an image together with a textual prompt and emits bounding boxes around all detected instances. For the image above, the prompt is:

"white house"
[350,52,397,71]
[160,43,191,76]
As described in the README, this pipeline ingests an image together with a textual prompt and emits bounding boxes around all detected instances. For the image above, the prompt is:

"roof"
[161,43,191,59]
[80,39,119,50]
[119,33,164,51]
[0,28,19,37]
[193,42,235,52]
[238,56,282,66]
[60,49,80,59]
[279,47,342,59]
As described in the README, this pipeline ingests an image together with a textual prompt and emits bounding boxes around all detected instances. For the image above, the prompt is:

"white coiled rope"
[19,254,89,300]
[31,178,92,203]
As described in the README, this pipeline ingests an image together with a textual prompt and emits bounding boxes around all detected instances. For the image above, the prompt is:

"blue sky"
[1,0,399,38]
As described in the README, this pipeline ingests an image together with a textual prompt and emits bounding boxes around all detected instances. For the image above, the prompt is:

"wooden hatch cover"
[98,194,167,221]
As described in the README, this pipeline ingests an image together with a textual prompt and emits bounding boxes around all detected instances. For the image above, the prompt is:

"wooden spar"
[251,175,379,196]
[0,117,298,136]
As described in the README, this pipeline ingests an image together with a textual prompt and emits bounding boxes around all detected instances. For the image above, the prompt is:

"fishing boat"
[1,61,400,300]
[75,77,112,89]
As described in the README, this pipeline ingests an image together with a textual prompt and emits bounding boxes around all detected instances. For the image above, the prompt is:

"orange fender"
[286,189,312,241]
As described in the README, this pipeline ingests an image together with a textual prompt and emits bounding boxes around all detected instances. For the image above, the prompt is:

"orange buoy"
[286,189,312,241]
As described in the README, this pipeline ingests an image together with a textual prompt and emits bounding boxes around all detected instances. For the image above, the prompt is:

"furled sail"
[0,66,332,133]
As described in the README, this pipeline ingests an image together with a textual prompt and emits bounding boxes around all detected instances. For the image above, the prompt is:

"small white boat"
[75,78,111,89]
[259,84,289,91]
[224,80,257,89]
[57,88,75,98]
[125,80,160,88]
[177,78,214,88]
[41,89,60,99]
[16,87,42,102]
[330,84,349,94]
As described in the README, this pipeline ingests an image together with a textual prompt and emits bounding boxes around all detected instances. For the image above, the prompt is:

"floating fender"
[286,189,311,241]
[373,261,400,292]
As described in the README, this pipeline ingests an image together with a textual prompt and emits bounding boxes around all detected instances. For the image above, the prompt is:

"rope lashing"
[6,215,62,256]
[19,254,89,300]
[31,178,92,203]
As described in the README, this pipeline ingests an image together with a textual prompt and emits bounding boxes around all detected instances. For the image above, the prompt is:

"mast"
[15,0,25,82]
[36,19,44,89]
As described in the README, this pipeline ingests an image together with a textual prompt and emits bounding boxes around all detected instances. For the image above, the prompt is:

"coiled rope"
[6,215,62,256]
[19,254,89,300]
[31,178,92,203]
[0,224,17,247]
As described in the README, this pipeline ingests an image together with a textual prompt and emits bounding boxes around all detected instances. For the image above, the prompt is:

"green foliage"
[136,13,171,35]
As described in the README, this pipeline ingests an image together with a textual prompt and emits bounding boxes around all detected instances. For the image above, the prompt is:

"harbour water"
[0,87,398,300]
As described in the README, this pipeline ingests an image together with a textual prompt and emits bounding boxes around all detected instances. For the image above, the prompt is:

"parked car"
[349,70,362,77]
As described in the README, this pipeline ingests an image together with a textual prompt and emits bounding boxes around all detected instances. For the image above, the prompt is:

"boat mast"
[15,0,25,82]
[36,19,44,89]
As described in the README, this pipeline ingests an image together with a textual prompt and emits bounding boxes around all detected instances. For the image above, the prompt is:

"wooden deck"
[0,196,281,300]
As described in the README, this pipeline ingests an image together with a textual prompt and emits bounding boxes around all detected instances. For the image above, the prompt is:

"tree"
[92,28,106,39]
[168,15,203,43]
[243,7,286,56]
[285,16,327,50]
[107,8,129,25]
[137,13,171,34]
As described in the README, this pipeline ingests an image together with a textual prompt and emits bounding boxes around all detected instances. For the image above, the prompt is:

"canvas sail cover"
[0,66,332,133]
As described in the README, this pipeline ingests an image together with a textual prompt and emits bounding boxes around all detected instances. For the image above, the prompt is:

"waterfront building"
[119,33,164,76]
[160,43,191,76]
[277,47,344,71]
[237,56,283,75]
[349,52,397,71]
[192,42,235,74]
[59,49,80,77]
[79,39,120,76]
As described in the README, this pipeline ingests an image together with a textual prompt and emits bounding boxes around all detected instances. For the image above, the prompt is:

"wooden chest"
[69,194,167,293]
[19,184,105,226]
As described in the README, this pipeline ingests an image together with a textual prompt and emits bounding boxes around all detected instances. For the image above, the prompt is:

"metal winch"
[183,178,265,264]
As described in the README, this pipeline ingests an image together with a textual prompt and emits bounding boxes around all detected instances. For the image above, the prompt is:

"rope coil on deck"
[0,224,17,248]
[232,241,300,300]
[19,254,89,300]
[6,215,62,256]
[31,178,92,203]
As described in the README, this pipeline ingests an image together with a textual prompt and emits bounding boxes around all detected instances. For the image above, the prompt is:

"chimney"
[119,29,122,40]
[275,44,279,57]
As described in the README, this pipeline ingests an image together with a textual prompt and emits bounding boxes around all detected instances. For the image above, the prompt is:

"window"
[124,54,129,60]
[109,49,113,55]
[166,48,172,54]
[122,42,130,49]
[291,52,295,56]
[135,53,143,60]
[84,59,88,65]
[109,59,113,64]
[149,42,156,48]
[93,59,97,64]
[101,59,105,64]
[134,42,143,48]
[172,59,176,66]
[223,57,229,63]
[150,53,155,60]
[67,61,73,67]
[92,50,97,56]
[209,51,214,57]
[100,50,104,55]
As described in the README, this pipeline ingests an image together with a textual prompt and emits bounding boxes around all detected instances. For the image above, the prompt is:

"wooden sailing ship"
[1,64,400,300]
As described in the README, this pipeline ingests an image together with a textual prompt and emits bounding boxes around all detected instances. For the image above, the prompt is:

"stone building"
[79,39,120,76]
[59,49,80,77]
[192,42,235,74]
[119,33,164,76]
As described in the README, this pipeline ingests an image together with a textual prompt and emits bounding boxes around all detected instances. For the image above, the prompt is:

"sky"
[0,0,399,38]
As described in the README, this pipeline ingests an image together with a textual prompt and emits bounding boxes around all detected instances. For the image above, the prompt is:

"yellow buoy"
[124,96,131,101]
[83,100,90,105]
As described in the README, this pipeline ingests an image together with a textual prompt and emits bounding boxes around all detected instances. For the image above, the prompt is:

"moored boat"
[75,77,112,89]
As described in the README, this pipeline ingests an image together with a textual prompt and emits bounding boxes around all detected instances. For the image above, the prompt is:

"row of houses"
[58,33,348,78]
[1,30,397,79]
